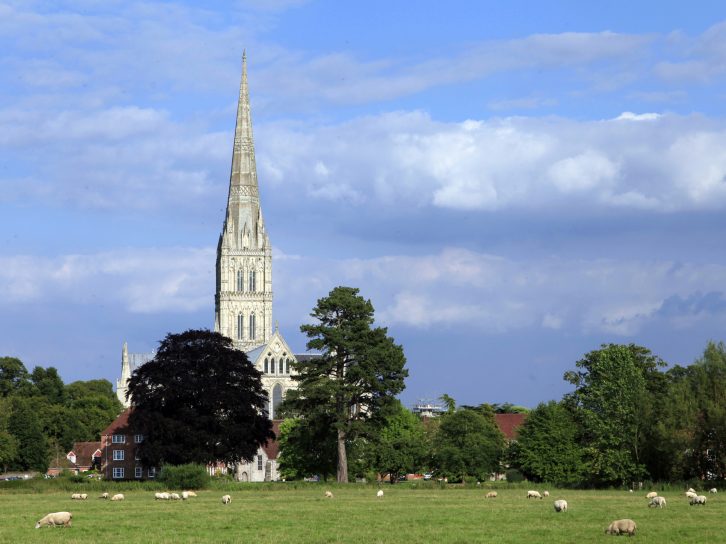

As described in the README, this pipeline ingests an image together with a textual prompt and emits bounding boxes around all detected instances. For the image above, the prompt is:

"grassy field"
[0,484,722,543]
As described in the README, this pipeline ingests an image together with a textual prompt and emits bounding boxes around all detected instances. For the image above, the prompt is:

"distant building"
[66,441,102,473]
[411,399,446,418]
[494,413,527,441]
[100,408,157,481]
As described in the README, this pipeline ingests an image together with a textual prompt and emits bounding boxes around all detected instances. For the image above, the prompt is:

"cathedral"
[116,53,303,482]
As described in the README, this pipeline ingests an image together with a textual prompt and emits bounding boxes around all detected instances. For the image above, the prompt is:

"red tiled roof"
[101,408,131,436]
[262,420,282,460]
[68,441,102,467]
[494,413,527,440]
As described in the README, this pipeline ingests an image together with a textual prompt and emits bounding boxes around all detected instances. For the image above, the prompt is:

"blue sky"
[2,0,726,407]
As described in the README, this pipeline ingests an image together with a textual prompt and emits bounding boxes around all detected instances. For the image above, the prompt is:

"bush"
[158,464,210,490]
[505,469,524,483]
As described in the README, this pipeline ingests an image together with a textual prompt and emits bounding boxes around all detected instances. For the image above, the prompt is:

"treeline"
[278,341,726,487]
[0,357,123,473]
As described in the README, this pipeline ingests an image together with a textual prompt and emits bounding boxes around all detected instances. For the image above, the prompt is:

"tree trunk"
[337,428,348,483]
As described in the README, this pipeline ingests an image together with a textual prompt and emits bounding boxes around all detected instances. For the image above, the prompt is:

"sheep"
[648,496,666,508]
[486,491,498,499]
[181,491,190,500]
[170,493,181,500]
[605,519,637,536]
[687,487,696,493]
[543,490,550,497]
[689,495,707,506]
[376,489,384,498]
[111,493,124,501]
[71,493,82,500]
[645,491,658,499]
[98,492,109,500]
[527,490,543,499]
[184,490,197,497]
[553,499,567,512]
[155,492,171,500]
[686,491,698,500]
[709,488,717,494]
[221,494,232,504]
[324,491,334,499]
[35,511,73,529]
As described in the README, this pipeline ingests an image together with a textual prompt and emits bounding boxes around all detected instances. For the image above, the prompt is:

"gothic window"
[248,270,256,292]
[279,359,283,374]
[272,383,283,419]
[264,358,268,373]
[249,314,256,340]
[237,314,244,340]
[237,270,244,292]
[269,358,275,374]
[285,358,290,374]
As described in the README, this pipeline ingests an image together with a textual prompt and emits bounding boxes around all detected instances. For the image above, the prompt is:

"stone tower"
[215,52,273,350]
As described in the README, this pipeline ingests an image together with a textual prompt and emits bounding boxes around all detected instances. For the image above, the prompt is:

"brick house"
[494,413,527,441]
[100,408,157,480]
[66,441,102,473]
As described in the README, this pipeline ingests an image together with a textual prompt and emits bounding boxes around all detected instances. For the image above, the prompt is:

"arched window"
[237,314,244,340]
[248,270,256,292]
[269,358,275,374]
[236,270,244,292]
[285,358,290,374]
[279,358,283,374]
[272,384,283,420]
[264,358,268,373]
[249,314,256,340]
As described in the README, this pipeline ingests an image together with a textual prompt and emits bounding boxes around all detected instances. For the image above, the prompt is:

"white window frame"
[257,455,263,471]
[112,434,125,444]
[113,449,125,461]
[134,434,144,443]
[135,466,142,479]
[112,467,124,479]
[148,467,156,478]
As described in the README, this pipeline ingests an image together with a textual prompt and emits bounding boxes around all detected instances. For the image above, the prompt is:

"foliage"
[281,286,407,482]
[432,408,505,482]
[157,463,211,489]
[504,468,524,482]
[563,344,664,486]
[0,357,31,397]
[366,401,426,481]
[7,397,48,472]
[513,401,584,485]
[127,329,274,467]
[277,418,337,481]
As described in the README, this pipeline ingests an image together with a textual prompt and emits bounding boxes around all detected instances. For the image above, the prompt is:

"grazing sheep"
[324,491,334,499]
[527,490,543,499]
[111,493,124,501]
[155,492,171,500]
[690,495,707,506]
[170,493,181,500]
[98,493,109,500]
[543,490,550,497]
[376,489,384,498]
[648,496,666,508]
[687,487,696,494]
[709,488,717,494]
[645,491,658,499]
[35,511,73,529]
[553,499,567,512]
[605,519,637,536]
[181,491,190,500]
[184,490,197,497]
[71,494,82,500]
[221,494,232,504]
[686,491,698,500]
[486,491,498,499]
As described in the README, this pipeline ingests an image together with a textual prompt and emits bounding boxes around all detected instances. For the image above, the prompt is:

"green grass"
[0,485,721,543]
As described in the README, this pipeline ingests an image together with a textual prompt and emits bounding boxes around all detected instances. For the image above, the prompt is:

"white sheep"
[181,491,190,500]
[376,489,384,498]
[648,496,666,508]
[709,487,717,494]
[70,493,82,500]
[645,491,658,499]
[543,490,550,497]
[221,494,232,504]
[183,490,197,497]
[170,493,181,500]
[690,495,707,506]
[687,487,696,494]
[98,492,109,500]
[527,490,542,499]
[111,493,124,501]
[553,499,567,512]
[154,492,170,500]
[35,511,73,529]
[486,491,498,499]
[324,491,334,499]
[605,519,637,536]
[686,490,698,499]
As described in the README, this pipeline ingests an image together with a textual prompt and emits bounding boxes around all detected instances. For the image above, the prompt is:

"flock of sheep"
[33,484,719,534]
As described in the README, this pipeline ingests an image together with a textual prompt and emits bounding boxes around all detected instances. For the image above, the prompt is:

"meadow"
[0,483,722,543]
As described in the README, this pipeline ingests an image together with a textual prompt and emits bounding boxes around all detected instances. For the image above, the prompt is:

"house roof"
[68,441,102,467]
[494,413,527,440]
[262,420,282,460]
[101,408,131,436]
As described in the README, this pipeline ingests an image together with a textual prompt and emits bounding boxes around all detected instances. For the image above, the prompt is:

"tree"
[0,430,18,473]
[281,286,408,483]
[563,344,665,486]
[432,408,504,482]
[513,401,584,485]
[127,329,274,467]
[276,417,338,481]
[7,397,48,472]
[369,401,426,483]
[0,357,31,397]
[30,366,66,404]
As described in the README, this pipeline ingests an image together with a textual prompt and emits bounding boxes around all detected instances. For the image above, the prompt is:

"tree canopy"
[127,329,274,467]
[280,286,408,482]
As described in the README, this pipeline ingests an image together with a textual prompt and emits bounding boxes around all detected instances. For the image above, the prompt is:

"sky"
[2,0,726,408]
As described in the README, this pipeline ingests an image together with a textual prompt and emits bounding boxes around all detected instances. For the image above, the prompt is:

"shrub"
[505,469,524,483]
[158,464,210,490]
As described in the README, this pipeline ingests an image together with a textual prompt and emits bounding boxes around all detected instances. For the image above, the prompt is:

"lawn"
[0,484,721,543]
